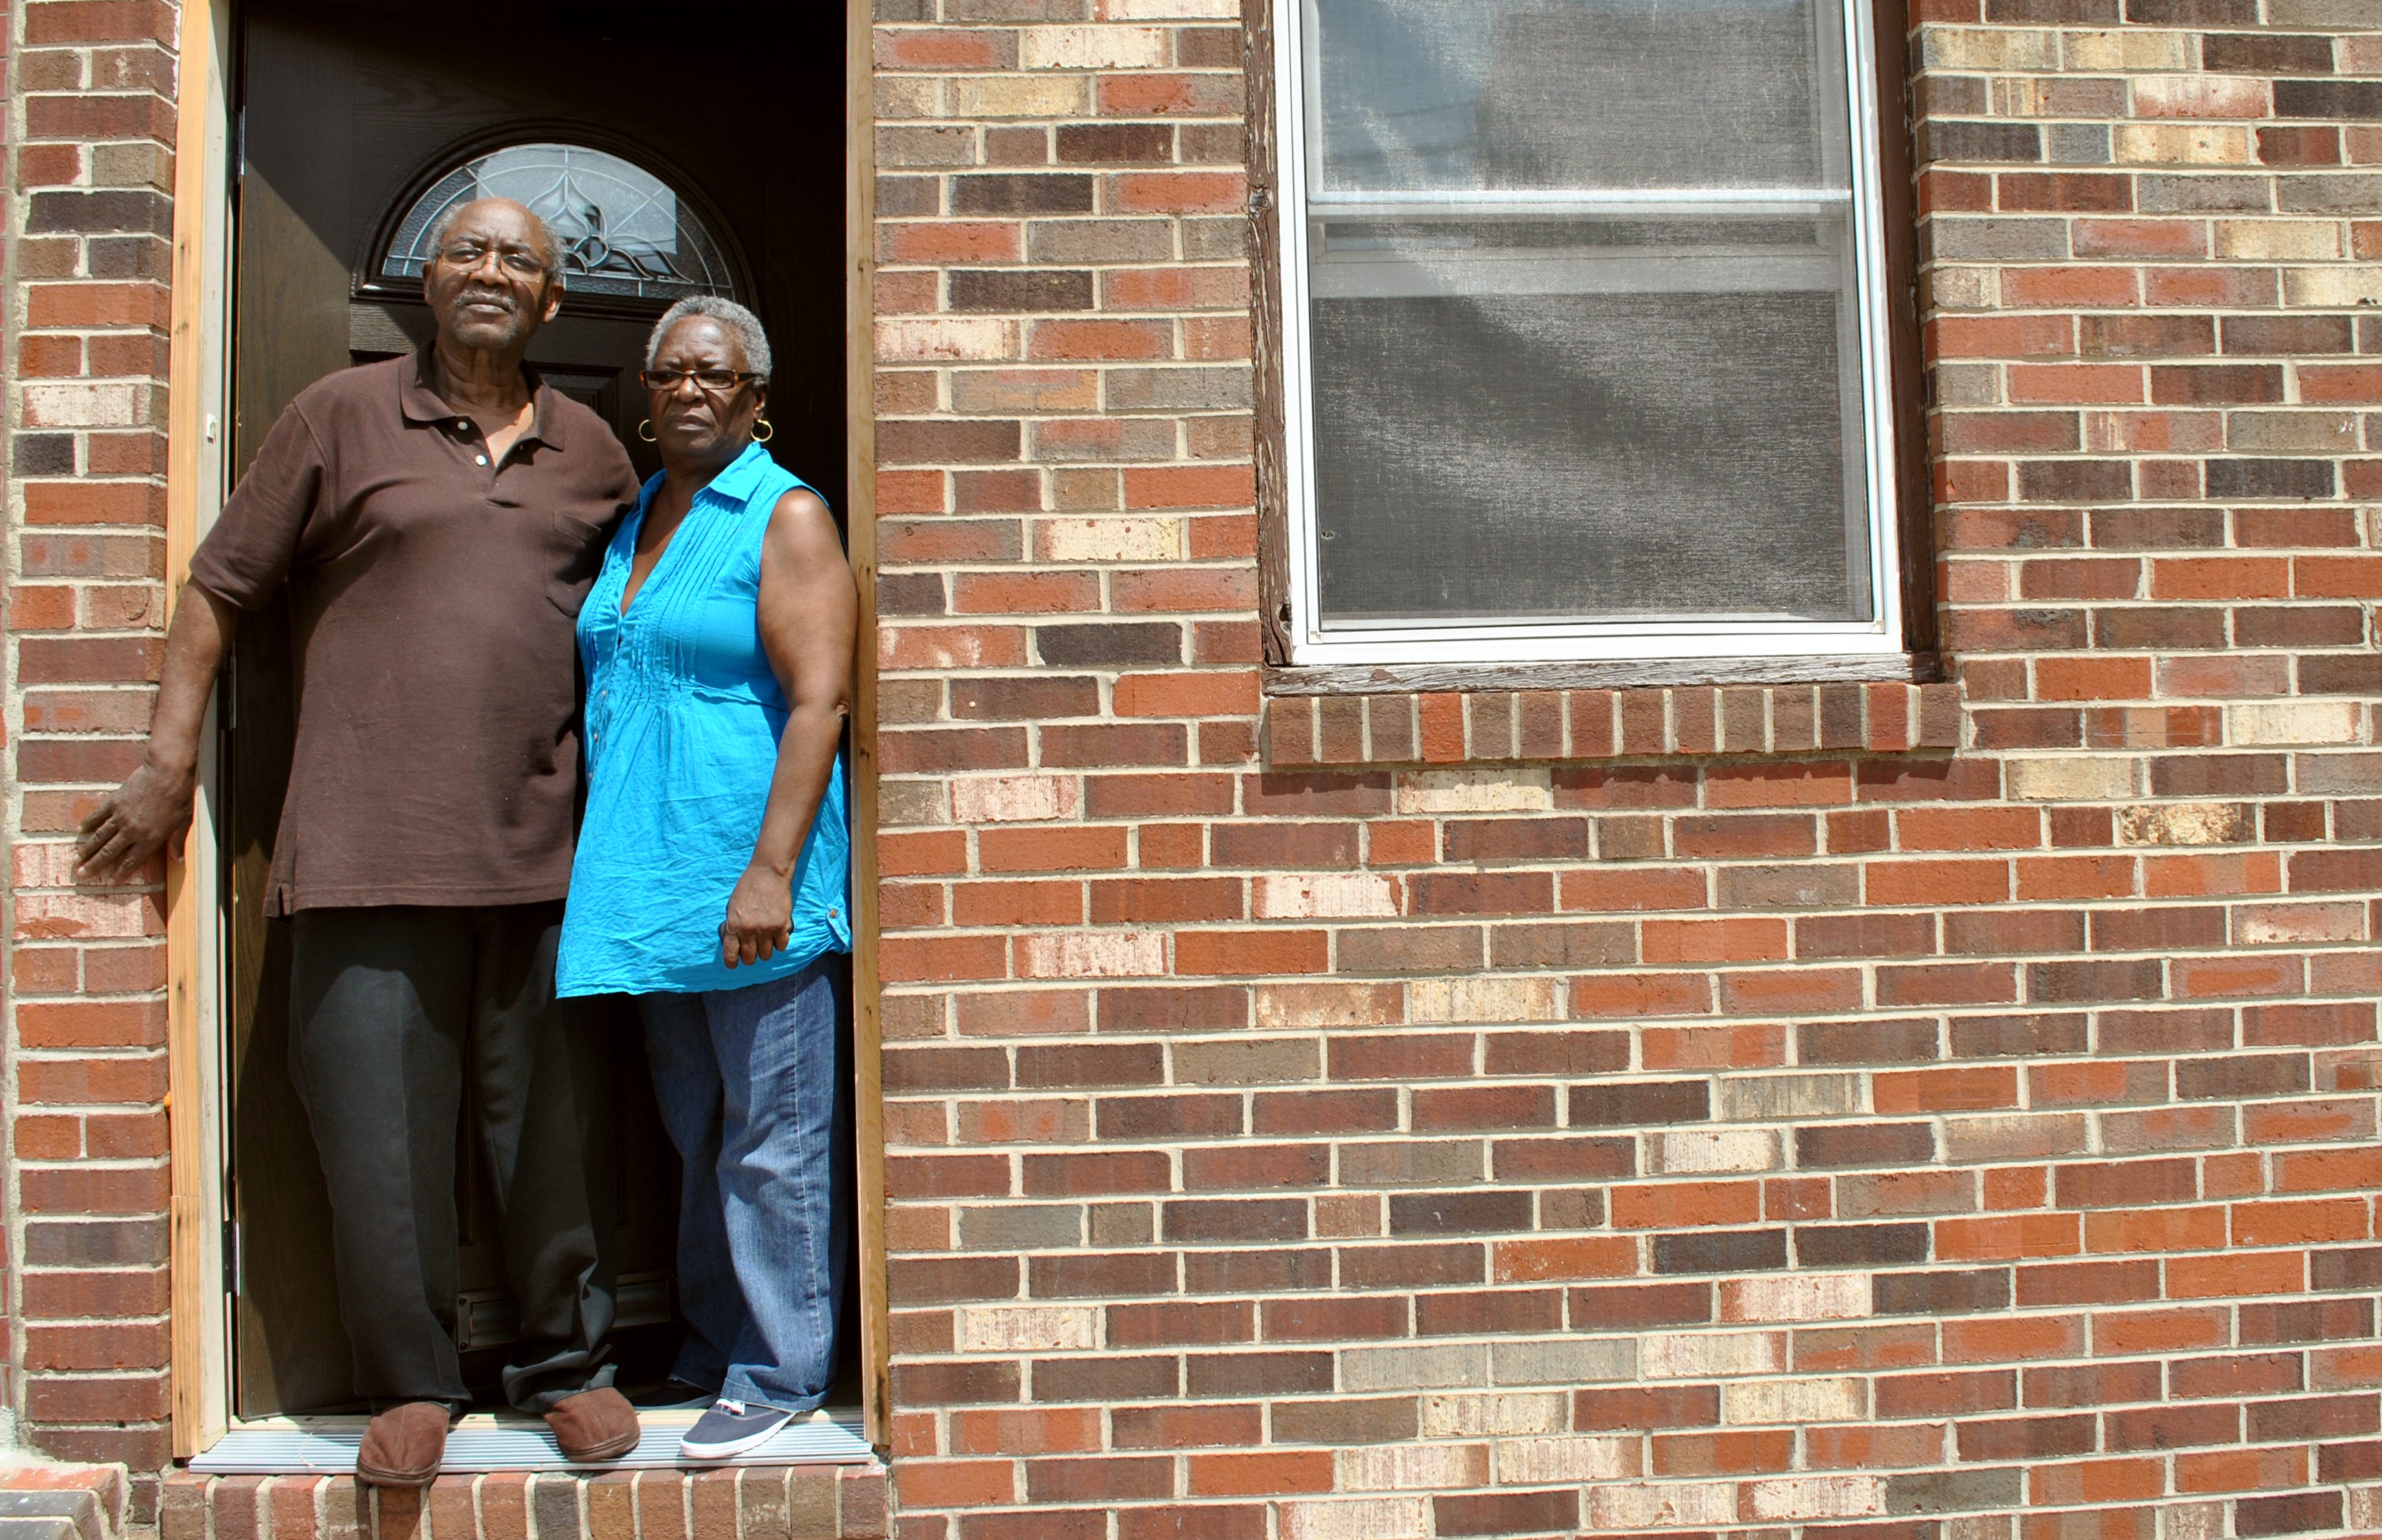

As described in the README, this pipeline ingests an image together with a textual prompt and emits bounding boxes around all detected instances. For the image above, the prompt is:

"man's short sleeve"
[597,421,640,510]
[188,399,326,610]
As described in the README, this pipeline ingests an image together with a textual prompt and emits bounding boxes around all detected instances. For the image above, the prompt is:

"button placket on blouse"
[590,550,632,752]
[619,507,664,704]
[637,488,706,691]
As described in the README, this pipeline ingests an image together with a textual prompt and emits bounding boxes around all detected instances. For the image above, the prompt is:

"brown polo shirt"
[190,349,638,915]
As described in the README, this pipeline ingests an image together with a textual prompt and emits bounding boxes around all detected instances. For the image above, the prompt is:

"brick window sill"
[1264,678,1965,767]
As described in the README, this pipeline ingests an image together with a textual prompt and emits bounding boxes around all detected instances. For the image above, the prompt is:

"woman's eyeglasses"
[641,369,763,394]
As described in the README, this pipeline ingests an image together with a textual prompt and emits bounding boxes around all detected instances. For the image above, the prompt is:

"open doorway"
[208,0,862,1456]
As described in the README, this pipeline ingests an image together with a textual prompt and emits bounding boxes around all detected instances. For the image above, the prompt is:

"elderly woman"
[557,296,857,1461]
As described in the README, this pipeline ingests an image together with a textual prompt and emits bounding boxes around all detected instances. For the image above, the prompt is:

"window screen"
[1281,0,1897,656]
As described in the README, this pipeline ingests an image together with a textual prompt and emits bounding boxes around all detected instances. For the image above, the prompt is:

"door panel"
[225,66,360,1412]
[228,0,842,1416]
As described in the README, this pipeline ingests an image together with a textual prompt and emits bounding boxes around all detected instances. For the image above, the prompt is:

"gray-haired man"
[79,198,641,1483]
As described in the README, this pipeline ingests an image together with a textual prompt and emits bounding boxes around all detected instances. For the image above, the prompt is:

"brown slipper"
[546,1387,641,1463]
[356,1401,450,1488]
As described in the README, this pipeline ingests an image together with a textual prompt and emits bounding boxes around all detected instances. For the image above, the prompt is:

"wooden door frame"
[842,0,890,1454]
[162,0,890,1455]
[165,0,236,1461]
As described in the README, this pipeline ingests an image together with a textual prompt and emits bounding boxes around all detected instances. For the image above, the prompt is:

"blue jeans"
[637,954,850,1413]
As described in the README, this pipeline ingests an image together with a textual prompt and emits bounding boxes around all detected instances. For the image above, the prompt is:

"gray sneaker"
[679,1399,794,1461]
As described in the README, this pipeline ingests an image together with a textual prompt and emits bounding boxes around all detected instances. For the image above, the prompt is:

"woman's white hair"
[645,296,772,379]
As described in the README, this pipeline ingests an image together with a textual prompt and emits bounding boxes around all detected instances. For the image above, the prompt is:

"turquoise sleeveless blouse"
[558,442,851,997]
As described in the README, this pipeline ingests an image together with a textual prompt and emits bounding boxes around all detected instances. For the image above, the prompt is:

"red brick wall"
[869,0,2382,1536]
[0,0,16,1448]
[5,0,179,1486]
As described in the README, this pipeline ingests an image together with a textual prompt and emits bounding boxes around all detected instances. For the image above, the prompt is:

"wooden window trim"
[1244,0,1935,692]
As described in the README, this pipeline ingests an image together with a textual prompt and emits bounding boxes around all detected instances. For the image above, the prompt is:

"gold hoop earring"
[752,418,774,444]
[636,419,657,443]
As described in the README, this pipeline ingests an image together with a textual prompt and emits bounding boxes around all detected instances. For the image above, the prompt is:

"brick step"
[0,1511,85,1540]
[186,1413,874,1474]
[162,1466,889,1540]
[0,1465,130,1540]
[0,1492,104,1540]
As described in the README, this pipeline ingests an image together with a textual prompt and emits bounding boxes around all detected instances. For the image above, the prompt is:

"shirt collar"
[700,439,775,506]
[398,345,565,451]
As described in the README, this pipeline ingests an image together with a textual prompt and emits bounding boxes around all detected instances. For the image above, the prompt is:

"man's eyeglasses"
[641,369,763,394]
[436,242,548,280]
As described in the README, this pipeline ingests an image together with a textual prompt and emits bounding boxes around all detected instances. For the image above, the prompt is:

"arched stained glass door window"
[379,142,738,304]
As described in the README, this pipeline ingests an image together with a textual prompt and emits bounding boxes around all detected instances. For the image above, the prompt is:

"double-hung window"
[1270,0,1909,669]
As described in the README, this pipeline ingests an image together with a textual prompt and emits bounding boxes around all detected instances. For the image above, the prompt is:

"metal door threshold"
[189,1409,874,1473]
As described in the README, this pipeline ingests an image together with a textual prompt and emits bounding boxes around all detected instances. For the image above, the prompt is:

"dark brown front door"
[225,0,845,1417]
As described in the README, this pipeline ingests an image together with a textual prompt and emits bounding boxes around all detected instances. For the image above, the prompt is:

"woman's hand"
[720,862,794,968]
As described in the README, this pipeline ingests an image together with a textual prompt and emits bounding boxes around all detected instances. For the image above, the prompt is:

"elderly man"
[78,198,641,1484]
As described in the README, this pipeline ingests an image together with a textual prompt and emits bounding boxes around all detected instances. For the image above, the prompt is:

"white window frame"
[1272,0,1907,668]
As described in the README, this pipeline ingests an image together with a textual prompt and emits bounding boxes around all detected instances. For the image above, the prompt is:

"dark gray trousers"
[288,902,616,1413]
